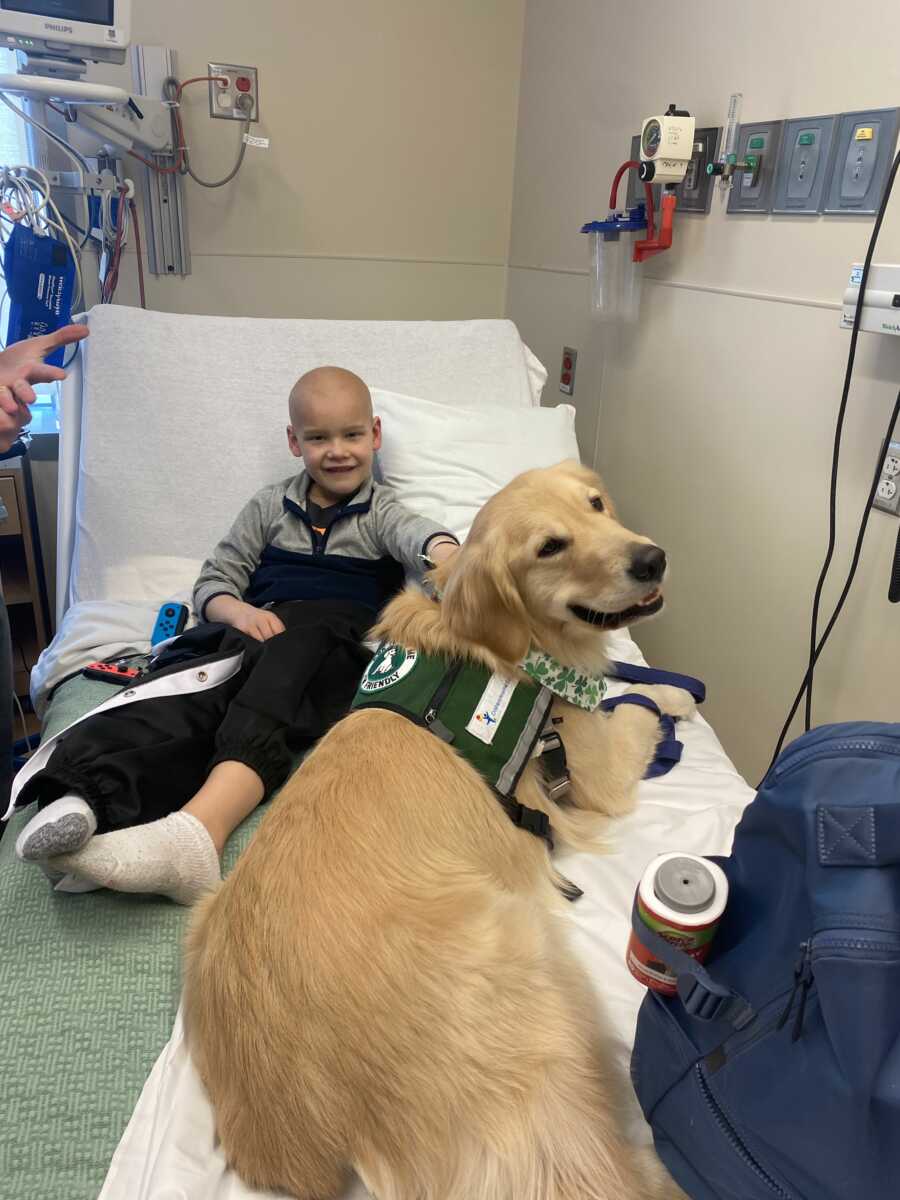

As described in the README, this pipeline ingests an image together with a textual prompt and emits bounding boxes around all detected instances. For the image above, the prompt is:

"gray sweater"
[193,470,455,619]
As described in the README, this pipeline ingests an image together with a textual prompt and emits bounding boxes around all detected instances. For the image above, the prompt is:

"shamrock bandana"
[520,649,607,711]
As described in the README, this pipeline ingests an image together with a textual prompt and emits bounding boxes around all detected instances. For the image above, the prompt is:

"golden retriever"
[184,461,692,1200]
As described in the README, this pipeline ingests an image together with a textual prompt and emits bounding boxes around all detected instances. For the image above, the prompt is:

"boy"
[9,367,458,903]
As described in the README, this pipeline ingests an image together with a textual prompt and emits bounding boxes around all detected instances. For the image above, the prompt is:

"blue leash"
[603,661,706,779]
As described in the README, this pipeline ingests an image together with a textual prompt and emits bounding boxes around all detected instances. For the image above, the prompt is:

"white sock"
[49,812,222,906]
[16,795,97,861]
[37,860,102,894]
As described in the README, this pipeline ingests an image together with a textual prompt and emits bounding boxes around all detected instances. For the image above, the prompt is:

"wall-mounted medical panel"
[771,115,837,215]
[727,121,783,214]
[823,107,900,215]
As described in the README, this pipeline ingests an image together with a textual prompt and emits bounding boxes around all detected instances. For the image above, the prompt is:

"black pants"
[17,600,373,834]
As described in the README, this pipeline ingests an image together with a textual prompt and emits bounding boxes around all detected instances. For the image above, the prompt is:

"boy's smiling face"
[287,366,382,505]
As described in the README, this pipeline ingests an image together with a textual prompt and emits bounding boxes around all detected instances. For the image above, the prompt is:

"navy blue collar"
[284,470,373,526]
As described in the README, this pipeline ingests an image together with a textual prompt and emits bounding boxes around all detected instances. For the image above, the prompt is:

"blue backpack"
[630,722,900,1200]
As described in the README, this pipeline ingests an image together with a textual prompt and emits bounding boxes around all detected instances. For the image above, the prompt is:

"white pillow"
[372,389,580,540]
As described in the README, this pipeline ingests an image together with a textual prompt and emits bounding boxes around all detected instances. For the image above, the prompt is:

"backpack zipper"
[773,932,900,1045]
[695,1063,795,1198]
[774,737,900,779]
[775,941,813,1042]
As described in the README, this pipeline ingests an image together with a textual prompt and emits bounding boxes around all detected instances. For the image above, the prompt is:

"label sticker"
[466,673,516,745]
[243,133,270,148]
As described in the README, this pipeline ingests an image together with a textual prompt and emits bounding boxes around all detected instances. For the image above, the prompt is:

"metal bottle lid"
[653,856,716,913]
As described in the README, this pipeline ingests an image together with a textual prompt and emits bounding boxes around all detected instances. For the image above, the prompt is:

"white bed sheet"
[98,628,752,1200]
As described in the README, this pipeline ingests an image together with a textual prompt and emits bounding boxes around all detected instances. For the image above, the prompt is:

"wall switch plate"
[873,439,900,515]
[772,115,837,214]
[626,134,661,212]
[727,121,783,214]
[559,346,577,396]
[824,107,900,215]
[675,125,721,213]
[208,62,259,122]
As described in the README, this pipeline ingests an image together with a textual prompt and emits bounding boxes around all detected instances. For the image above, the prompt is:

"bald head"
[286,365,382,503]
[289,366,372,428]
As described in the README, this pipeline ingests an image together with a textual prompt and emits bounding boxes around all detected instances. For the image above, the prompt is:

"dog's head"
[438,461,666,668]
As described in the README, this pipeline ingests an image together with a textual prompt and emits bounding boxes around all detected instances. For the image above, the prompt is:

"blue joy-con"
[151,602,189,647]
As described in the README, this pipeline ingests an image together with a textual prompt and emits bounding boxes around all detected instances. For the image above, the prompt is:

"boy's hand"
[205,595,285,641]
[425,537,459,566]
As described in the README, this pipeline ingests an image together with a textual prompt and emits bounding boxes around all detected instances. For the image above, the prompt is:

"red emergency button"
[563,355,572,371]
[561,371,572,387]
[235,76,252,92]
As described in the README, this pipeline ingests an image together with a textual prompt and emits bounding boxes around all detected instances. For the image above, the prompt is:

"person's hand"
[206,595,286,641]
[229,604,286,642]
[0,324,89,453]
[425,537,460,566]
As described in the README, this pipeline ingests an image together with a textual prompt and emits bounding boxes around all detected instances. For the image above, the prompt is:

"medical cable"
[765,145,900,775]
[0,165,84,309]
[100,186,128,303]
[164,76,250,189]
[128,74,226,174]
[127,74,247,184]
[765,387,900,778]
[0,90,92,175]
[803,144,900,730]
[12,690,33,754]
[889,529,900,604]
[127,195,146,308]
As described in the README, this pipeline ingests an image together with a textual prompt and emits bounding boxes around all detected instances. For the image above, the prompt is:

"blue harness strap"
[602,662,706,779]
[607,660,706,703]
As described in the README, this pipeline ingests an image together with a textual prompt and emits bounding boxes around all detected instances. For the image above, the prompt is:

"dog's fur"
[184,462,691,1200]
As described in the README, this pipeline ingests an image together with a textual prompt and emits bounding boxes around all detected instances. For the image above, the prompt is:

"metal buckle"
[533,730,562,757]
[545,775,571,802]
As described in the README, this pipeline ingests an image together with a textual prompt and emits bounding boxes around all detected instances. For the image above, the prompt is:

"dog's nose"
[629,544,666,583]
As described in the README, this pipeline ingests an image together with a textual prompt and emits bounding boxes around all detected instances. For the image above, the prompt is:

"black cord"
[765,147,900,776]
[889,527,900,604]
[802,146,900,733]
[764,386,900,779]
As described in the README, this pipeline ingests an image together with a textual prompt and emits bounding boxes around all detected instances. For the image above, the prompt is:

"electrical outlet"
[873,440,900,515]
[559,347,577,396]
[208,62,259,122]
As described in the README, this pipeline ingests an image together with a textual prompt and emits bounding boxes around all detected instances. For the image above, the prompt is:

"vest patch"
[359,644,419,692]
[466,672,517,744]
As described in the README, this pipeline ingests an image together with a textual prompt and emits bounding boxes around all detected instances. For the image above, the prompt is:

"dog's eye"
[589,495,605,512]
[538,537,569,558]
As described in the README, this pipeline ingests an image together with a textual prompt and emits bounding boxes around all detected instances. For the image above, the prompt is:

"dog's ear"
[441,539,531,665]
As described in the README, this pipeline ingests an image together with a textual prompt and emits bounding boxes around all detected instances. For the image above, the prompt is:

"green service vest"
[351,643,555,843]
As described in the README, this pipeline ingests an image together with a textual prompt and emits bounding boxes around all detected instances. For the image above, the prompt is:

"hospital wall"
[506,0,900,781]
[104,0,526,319]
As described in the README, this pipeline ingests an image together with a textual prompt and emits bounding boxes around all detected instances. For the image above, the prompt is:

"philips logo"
[44,22,74,33]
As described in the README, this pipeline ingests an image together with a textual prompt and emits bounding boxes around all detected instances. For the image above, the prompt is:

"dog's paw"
[628,683,696,721]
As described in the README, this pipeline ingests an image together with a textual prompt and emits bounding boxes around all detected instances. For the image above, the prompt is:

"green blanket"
[0,675,266,1200]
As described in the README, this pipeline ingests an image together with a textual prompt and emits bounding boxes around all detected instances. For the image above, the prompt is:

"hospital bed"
[0,307,753,1200]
